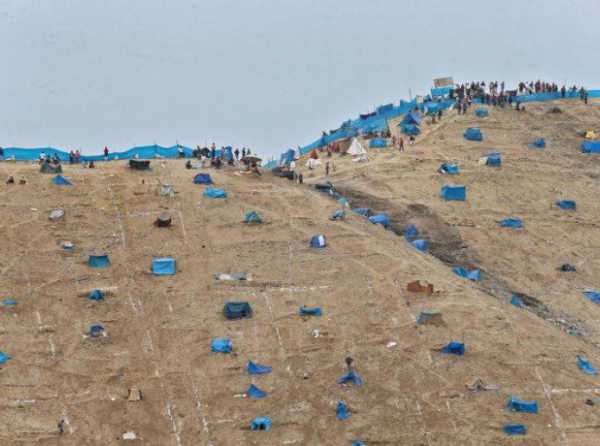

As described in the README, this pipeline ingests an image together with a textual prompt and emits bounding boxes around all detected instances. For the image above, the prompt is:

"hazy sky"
[1,0,598,158]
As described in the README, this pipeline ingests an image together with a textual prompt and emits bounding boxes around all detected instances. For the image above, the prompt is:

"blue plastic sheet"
[402,112,422,126]
[52,175,72,186]
[404,225,418,241]
[369,138,387,148]
[401,123,421,136]
[439,163,459,174]
[299,306,322,317]
[431,86,452,97]
[486,154,502,167]
[88,289,104,301]
[576,356,597,375]
[224,302,253,320]
[581,141,600,153]
[152,257,176,276]
[504,424,527,436]
[464,128,483,141]
[193,173,213,184]
[336,401,350,420]
[584,290,600,304]
[453,267,481,281]
[211,338,232,353]
[441,185,466,201]
[510,295,524,308]
[441,341,465,356]
[2,299,17,307]
[556,200,576,210]
[501,218,523,229]
[330,209,345,221]
[203,188,227,199]
[475,108,489,118]
[89,324,105,337]
[310,235,326,248]
[532,138,546,149]
[246,384,267,399]
[250,417,272,431]
[352,208,371,217]
[507,396,538,413]
[369,213,390,228]
[0,351,11,364]
[338,370,363,386]
[244,211,263,224]
[88,255,110,268]
[412,239,428,252]
[247,361,272,375]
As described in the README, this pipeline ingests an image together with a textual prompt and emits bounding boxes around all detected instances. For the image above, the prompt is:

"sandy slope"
[0,102,599,445]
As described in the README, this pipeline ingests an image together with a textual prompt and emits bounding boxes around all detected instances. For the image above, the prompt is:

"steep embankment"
[0,117,599,446]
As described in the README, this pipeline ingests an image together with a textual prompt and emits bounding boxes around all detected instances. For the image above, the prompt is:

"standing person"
[210,144,216,160]
[561,85,566,98]
[325,160,330,176]
[242,147,246,158]
[399,136,404,152]
[103,146,109,159]
[0,146,4,159]
[234,147,240,161]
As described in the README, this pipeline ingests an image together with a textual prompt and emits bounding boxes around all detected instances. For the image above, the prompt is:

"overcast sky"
[1,0,598,157]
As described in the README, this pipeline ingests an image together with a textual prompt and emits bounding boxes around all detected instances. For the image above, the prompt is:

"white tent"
[347,138,368,162]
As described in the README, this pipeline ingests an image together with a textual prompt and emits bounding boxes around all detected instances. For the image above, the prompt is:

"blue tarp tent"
[439,163,460,175]
[507,396,538,414]
[2,299,17,307]
[152,257,176,276]
[475,108,489,118]
[52,175,72,186]
[369,138,387,148]
[224,146,233,161]
[501,218,523,229]
[486,154,502,167]
[583,290,600,304]
[453,266,481,281]
[0,351,12,364]
[89,324,105,337]
[88,254,110,268]
[250,417,272,431]
[299,306,322,316]
[88,289,104,301]
[504,424,527,436]
[224,302,252,320]
[441,341,465,356]
[203,188,227,199]
[402,112,422,126]
[369,213,390,228]
[531,138,546,149]
[244,211,263,224]
[193,173,213,184]
[412,239,428,252]
[352,208,371,217]
[404,225,418,241]
[577,356,597,375]
[431,86,452,97]
[401,124,421,136]
[581,141,600,153]
[441,185,466,201]
[556,200,576,210]
[246,384,267,399]
[247,361,272,375]
[338,370,363,386]
[211,338,232,353]
[310,235,326,248]
[281,149,295,165]
[336,401,350,420]
[464,128,483,141]
[510,295,524,308]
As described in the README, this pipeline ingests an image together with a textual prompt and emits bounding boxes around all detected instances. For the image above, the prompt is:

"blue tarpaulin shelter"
[439,163,459,175]
[299,306,322,317]
[336,401,350,420]
[431,86,452,97]
[369,213,390,228]
[247,361,272,375]
[352,208,371,217]
[441,185,466,201]
[2,299,17,307]
[330,209,345,221]
[88,254,110,268]
[577,356,597,375]
[401,124,421,136]
[412,239,428,252]
[89,289,104,301]
[152,257,176,276]
[246,384,267,399]
[404,225,418,241]
[581,141,600,153]
[244,211,263,224]
[193,173,213,184]
[250,417,272,431]
[475,108,489,118]
[402,112,422,126]
[369,138,387,148]
[203,188,227,199]
[224,302,253,320]
[510,295,524,308]
[556,200,576,210]
[507,396,538,413]
[453,266,481,281]
[52,175,72,186]
[211,338,232,353]
[338,370,363,386]
[89,324,105,337]
[583,290,600,304]
[501,218,523,229]
[0,351,11,364]
[486,154,502,167]
[531,138,546,149]
[464,128,483,141]
[280,149,295,165]
[441,341,465,356]
[310,235,326,248]
[504,424,527,436]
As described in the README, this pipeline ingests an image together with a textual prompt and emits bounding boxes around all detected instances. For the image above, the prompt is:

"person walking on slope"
[104,146,109,159]
[398,136,404,152]
[325,160,330,176]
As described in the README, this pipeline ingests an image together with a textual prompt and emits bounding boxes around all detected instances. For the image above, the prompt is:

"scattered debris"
[467,378,499,392]
[49,208,65,221]
[407,280,434,294]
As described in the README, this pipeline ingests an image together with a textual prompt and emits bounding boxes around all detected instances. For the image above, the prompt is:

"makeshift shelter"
[486,153,502,167]
[0,351,11,364]
[88,289,104,301]
[531,138,546,149]
[310,235,326,248]
[464,128,483,141]
[203,188,227,199]
[244,211,263,224]
[441,341,465,356]
[404,225,418,241]
[401,124,421,136]
[352,208,371,217]
[193,173,213,184]
[299,306,322,317]
[246,384,267,399]
[583,290,600,304]
[453,266,481,281]
[129,159,151,170]
[52,175,72,186]
[475,108,489,118]
[280,149,295,165]
[439,163,459,175]
[40,161,62,173]
[338,370,363,386]
[500,218,523,229]
[329,209,345,221]
[369,213,390,228]
[510,295,524,308]
[88,254,110,268]
[2,299,17,307]
[412,239,428,252]
[556,200,576,210]
[89,324,105,337]
[369,138,387,148]
[250,417,272,431]
[155,213,172,227]
[347,138,368,161]
[224,302,253,320]
[507,396,538,414]
[211,338,232,353]
[416,310,444,326]
[504,424,527,436]
[402,112,422,126]
[247,361,272,375]
[581,141,600,153]
[441,185,466,201]
[407,280,434,294]
[336,401,350,420]
[214,272,248,281]
[559,263,576,272]
[577,356,597,375]
[151,257,176,276]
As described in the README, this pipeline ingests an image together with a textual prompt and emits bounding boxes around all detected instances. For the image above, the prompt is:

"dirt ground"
[1,100,600,445]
